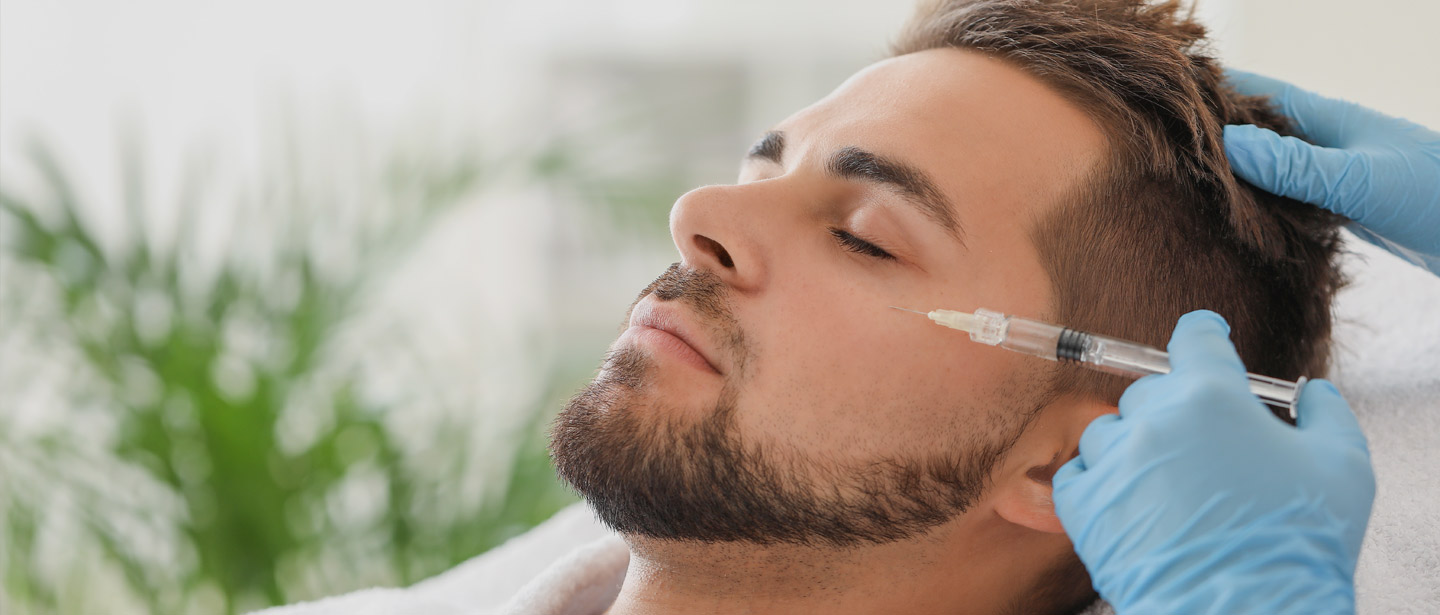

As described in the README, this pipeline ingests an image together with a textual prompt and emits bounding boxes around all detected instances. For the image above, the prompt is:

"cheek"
[730,283,1016,461]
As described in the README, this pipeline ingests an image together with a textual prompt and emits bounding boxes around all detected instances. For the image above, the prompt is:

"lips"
[628,299,721,374]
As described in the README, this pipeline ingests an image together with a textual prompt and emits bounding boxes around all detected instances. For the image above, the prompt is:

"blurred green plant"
[0,57,719,612]
[0,130,594,614]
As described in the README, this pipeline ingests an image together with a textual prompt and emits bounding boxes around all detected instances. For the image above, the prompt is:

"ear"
[992,396,1117,534]
[991,451,1070,533]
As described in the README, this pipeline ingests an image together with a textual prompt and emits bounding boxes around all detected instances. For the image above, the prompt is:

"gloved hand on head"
[1223,69,1440,274]
[1052,311,1375,615]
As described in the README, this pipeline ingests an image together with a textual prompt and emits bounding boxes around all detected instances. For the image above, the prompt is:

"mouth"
[626,298,722,375]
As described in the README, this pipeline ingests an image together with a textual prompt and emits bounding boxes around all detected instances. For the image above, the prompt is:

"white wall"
[1217,0,1440,129]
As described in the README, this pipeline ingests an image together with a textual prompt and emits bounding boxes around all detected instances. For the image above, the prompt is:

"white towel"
[255,231,1440,614]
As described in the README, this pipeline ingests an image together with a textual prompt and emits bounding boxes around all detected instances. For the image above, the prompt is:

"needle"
[889,306,929,315]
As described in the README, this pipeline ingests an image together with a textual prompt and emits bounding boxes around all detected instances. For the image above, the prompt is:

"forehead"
[777,48,1107,232]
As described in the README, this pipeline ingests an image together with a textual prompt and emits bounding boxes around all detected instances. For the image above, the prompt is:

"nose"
[668,183,768,292]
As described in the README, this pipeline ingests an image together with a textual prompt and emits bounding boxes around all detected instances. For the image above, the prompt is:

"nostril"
[694,235,734,269]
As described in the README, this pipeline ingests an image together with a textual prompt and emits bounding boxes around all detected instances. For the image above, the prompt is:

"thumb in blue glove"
[1052,310,1375,615]
[1223,69,1440,271]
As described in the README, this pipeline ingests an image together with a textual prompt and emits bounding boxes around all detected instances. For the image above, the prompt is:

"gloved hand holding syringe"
[891,306,1307,416]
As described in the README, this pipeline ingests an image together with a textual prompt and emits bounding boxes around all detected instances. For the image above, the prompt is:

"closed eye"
[829,228,896,261]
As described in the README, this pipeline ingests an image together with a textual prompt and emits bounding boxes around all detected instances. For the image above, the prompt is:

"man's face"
[551,48,1107,545]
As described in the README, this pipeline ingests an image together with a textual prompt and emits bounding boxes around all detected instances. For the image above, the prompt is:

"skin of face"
[601,47,1121,614]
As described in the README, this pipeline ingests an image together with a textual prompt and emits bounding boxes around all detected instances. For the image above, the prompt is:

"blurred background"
[1,1,1437,613]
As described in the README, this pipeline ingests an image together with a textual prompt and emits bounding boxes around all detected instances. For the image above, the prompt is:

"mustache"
[629,262,749,375]
[634,262,726,318]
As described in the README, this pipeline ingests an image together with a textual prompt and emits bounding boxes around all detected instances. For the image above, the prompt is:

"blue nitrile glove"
[1052,311,1375,615]
[1223,69,1440,274]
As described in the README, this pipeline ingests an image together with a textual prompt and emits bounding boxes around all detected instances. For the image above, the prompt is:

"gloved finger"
[1223,68,1351,147]
[1116,373,1176,420]
[1165,310,1246,377]
[1296,379,1368,449]
[1051,455,1086,490]
[1224,124,1371,218]
[1117,373,1159,412]
[1076,413,1124,462]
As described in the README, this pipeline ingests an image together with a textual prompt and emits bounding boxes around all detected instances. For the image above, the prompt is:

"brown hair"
[893,0,1346,408]
[892,1,1347,612]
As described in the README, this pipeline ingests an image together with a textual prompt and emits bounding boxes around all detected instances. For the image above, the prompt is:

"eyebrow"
[745,130,963,239]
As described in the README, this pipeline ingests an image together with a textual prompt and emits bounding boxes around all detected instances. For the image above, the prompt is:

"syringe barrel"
[983,313,1064,360]
[1076,333,1170,377]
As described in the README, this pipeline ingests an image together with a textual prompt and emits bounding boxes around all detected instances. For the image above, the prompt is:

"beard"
[549,263,1033,548]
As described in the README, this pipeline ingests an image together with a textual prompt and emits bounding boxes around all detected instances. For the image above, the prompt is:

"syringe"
[892,307,1305,416]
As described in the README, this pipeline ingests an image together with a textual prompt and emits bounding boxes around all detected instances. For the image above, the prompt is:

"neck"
[604,507,1059,615]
